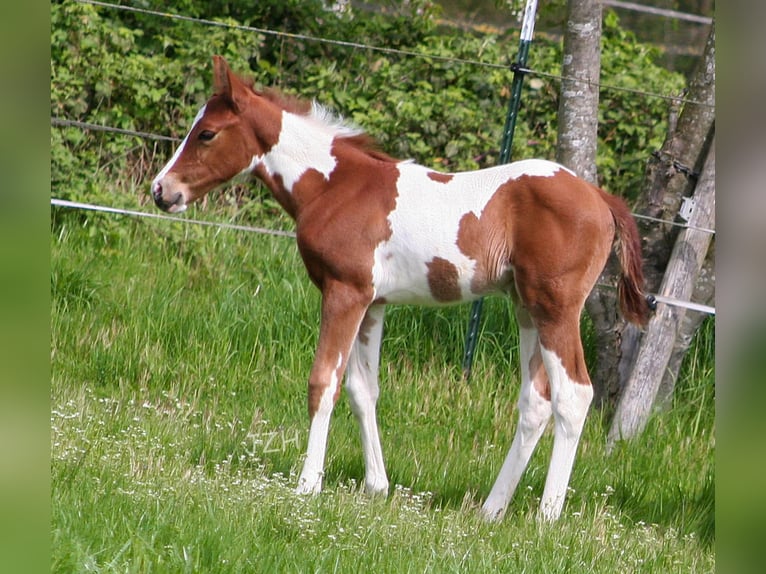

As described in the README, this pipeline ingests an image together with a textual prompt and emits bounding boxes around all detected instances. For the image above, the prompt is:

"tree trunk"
[635,21,716,294]
[608,136,715,447]
[655,246,714,408]
[556,0,602,185]
[586,21,715,411]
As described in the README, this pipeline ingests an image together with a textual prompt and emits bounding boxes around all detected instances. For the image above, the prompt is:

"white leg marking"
[296,352,344,495]
[345,306,389,495]
[537,346,593,522]
[482,325,551,521]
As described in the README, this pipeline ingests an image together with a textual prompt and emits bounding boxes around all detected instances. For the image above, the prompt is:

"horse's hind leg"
[345,304,389,495]
[482,307,552,521]
[536,314,594,521]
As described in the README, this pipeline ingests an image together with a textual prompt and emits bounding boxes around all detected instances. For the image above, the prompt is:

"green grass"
[51,207,714,573]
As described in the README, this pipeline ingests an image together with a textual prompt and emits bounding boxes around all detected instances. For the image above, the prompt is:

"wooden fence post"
[608,136,715,449]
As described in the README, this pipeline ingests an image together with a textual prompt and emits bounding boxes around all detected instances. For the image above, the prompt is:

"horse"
[151,56,648,522]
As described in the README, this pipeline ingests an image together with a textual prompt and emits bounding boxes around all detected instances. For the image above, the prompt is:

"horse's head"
[151,56,265,213]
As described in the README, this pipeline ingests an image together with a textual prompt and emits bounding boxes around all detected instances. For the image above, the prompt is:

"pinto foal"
[152,56,648,521]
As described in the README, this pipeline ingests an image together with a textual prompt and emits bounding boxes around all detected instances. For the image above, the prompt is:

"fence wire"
[50,116,715,237]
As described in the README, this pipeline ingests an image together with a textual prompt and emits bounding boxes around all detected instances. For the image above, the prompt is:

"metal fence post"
[462,0,539,380]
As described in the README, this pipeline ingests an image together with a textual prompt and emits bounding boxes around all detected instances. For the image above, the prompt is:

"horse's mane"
[257,86,399,164]
[260,87,312,116]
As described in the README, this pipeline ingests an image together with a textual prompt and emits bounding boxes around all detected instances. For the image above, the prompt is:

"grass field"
[51,206,714,572]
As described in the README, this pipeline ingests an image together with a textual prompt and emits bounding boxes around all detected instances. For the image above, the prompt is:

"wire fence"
[50,115,715,237]
[51,117,182,142]
[50,198,297,238]
[602,0,713,25]
[49,197,715,316]
[73,0,713,109]
[52,0,716,315]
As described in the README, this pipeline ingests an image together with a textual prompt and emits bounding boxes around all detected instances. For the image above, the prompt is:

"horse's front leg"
[296,283,370,494]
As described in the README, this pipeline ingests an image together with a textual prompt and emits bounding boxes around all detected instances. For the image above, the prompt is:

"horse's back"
[370,159,613,305]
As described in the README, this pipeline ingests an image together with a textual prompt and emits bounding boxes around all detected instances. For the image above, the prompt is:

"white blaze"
[152,105,207,185]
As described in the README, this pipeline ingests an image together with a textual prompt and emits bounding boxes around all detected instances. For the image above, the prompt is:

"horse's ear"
[212,56,231,96]
[212,55,242,112]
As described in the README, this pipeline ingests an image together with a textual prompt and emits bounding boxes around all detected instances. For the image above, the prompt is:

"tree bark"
[608,137,715,447]
[556,0,602,185]
[635,21,716,294]
[655,245,714,407]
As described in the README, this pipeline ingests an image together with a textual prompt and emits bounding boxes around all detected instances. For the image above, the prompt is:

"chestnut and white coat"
[152,56,648,522]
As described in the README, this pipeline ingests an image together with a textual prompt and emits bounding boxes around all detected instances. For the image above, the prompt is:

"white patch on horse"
[513,158,575,178]
[481,324,551,521]
[250,106,362,193]
[371,159,570,304]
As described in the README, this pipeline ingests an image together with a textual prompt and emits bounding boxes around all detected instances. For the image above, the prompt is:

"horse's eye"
[198,130,216,142]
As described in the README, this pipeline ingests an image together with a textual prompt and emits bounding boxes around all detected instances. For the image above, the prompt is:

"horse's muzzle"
[152,181,187,213]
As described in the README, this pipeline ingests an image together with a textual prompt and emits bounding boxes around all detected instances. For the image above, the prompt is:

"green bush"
[51,0,684,223]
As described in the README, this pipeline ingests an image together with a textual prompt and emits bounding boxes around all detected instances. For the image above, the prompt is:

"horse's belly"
[371,241,484,306]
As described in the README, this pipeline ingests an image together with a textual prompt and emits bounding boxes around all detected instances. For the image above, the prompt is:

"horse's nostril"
[152,181,163,200]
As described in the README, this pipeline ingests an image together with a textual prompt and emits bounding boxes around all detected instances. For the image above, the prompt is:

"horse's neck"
[249,109,340,218]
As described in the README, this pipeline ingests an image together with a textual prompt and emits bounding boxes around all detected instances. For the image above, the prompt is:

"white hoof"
[295,474,322,495]
[364,475,389,497]
[480,502,505,522]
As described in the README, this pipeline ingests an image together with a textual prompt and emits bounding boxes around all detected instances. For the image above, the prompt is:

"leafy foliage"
[51,0,685,224]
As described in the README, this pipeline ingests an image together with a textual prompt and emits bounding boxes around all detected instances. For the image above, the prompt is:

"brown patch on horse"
[537,326,592,387]
[456,169,620,389]
[426,257,462,302]
[427,171,454,184]
[307,386,321,419]
[336,134,400,163]
[210,67,286,160]
[333,365,344,404]
[357,310,380,346]
[503,172,614,387]
[456,189,514,295]
[296,158,399,294]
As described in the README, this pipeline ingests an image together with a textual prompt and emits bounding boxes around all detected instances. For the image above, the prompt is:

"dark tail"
[600,190,650,326]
